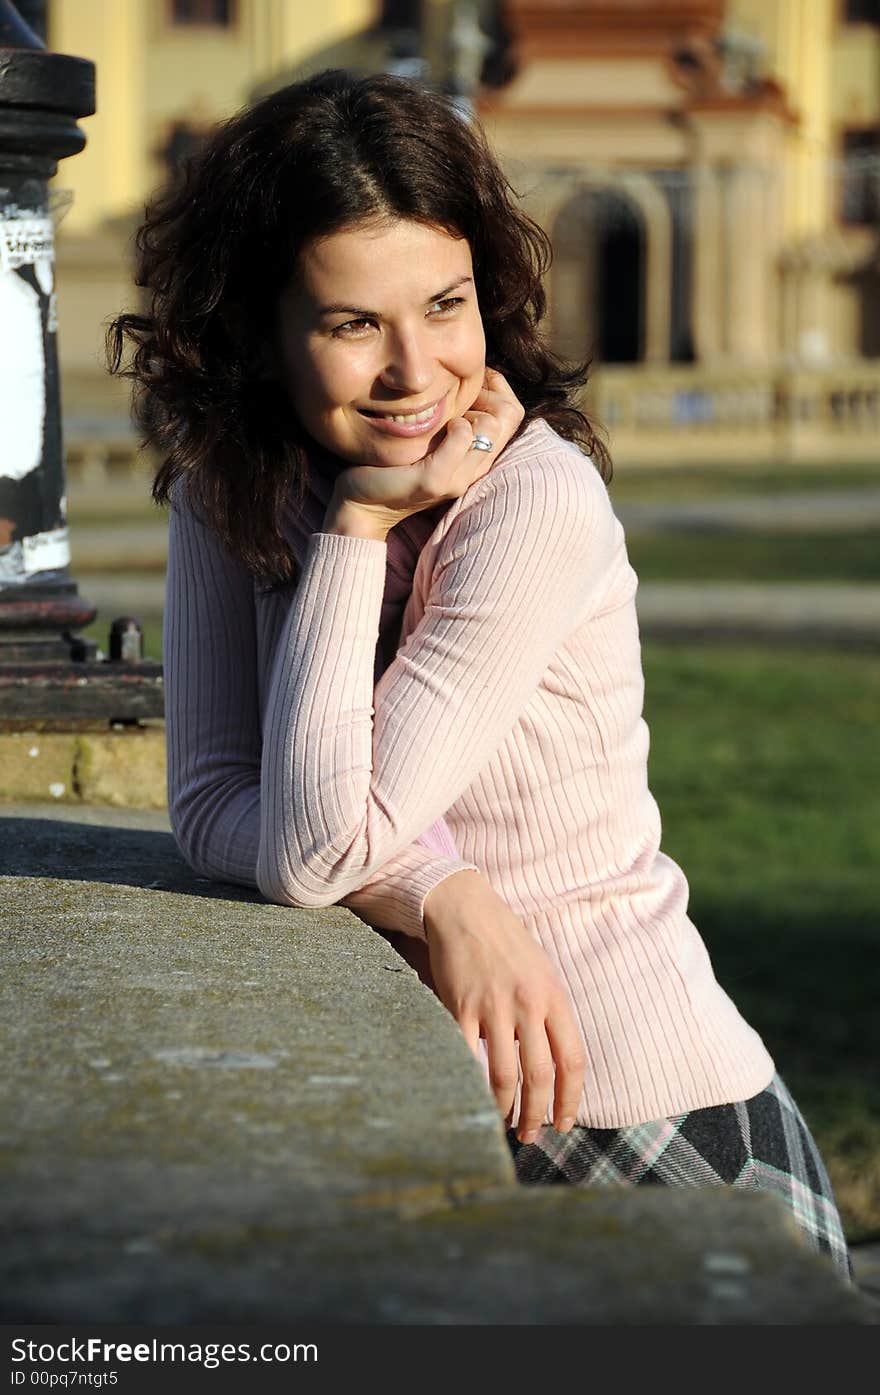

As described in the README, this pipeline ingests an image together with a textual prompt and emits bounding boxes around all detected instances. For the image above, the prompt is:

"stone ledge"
[0,808,874,1325]
[4,1187,872,1325]
[1,868,512,1216]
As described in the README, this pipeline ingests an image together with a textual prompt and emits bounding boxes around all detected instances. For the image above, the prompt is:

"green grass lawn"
[643,643,880,1242]
[138,617,163,661]
[67,461,879,1243]
[626,528,880,582]
[73,619,877,1239]
[66,504,165,530]
[607,461,879,503]
[74,526,880,585]
[66,460,880,534]
[68,460,880,590]
[77,611,163,662]
[65,463,880,530]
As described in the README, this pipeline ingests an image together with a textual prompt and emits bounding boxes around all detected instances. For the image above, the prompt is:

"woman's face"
[276,218,486,468]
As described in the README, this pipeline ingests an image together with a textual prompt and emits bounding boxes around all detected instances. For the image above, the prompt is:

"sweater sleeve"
[256,451,612,918]
[163,495,478,936]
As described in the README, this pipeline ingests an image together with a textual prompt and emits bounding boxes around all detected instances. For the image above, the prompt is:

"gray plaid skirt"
[506,1073,852,1281]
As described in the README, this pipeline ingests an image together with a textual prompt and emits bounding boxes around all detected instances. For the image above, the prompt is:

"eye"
[331,317,377,339]
[427,296,465,317]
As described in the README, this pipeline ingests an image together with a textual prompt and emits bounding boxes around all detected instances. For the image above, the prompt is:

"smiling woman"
[107,69,599,584]
[106,70,852,1283]
[276,221,486,467]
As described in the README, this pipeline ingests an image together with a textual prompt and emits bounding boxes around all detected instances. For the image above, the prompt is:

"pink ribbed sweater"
[165,417,774,1128]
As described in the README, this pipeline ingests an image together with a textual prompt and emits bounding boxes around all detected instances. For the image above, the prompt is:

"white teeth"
[377,406,436,424]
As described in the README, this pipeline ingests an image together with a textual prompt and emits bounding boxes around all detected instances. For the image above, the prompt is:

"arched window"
[551,188,646,365]
[844,1,880,24]
[594,191,645,364]
[169,0,234,26]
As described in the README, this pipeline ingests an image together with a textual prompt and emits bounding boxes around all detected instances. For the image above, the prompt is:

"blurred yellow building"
[46,0,880,465]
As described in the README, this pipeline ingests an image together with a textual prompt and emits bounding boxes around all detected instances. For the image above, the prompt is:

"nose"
[379,325,435,395]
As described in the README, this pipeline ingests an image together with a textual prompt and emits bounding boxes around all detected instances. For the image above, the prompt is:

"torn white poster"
[0,261,47,482]
[0,212,54,273]
[22,525,70,574]
[0,527,71,584]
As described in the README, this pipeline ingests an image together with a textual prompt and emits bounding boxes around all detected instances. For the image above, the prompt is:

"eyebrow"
[317,276,473,319]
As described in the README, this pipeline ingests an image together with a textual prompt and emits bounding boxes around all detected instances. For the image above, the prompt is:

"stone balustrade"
[59,362,880,493]
[588,363,880,465]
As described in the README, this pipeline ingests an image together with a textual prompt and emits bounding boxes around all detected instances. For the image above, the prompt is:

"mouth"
[357,394,447,437]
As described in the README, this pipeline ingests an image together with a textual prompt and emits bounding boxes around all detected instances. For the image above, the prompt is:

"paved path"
[67,486,880,644]
[636,582,880,643]
[615,489,880,532]
[78,573,166,614]
[68,488,880,565]
[77,573,880,645]
[70,522,167,571]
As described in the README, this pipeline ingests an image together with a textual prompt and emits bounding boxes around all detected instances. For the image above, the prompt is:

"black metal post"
[0,0,95,658]
[0,0,162,726]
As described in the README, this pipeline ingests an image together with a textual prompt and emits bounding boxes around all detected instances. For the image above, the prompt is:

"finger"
[515,1018,555,1144]
[456,1010,483,1064]
[422,414,496,494]
[470,373,520,408]
[481,366,517,399]
[427,414,479,476]
[461,393,523,464]
[483,1017,520,1123]
[484,366,516,391]
[545,1008,587,1134]
[467,370,526,422]
[464,388,523,432]
[462,410,505,468]
[459,392,521,476]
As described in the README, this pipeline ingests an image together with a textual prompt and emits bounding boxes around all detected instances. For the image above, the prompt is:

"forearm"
[167,490,477,932]
[257,457,601,913]
[256,529,394,906]
[164,497,264,886]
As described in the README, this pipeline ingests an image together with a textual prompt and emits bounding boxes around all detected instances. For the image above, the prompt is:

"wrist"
[322,491,391,542]
[423,869,485,935]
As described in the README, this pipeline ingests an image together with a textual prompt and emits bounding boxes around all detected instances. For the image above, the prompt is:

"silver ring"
[471,434,493,452]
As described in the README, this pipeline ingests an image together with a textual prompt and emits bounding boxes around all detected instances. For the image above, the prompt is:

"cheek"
[462,325,487,386]
[285,345,359,417]
[462,317,486,374]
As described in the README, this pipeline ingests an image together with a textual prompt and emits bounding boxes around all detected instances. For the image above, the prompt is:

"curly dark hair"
[107,69,610,584]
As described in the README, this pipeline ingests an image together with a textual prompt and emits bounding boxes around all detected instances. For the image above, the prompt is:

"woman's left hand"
[322,369,525,539]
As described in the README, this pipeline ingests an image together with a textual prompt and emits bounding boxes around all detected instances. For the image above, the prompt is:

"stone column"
[691,159,724,363]
[723,159,773,364]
